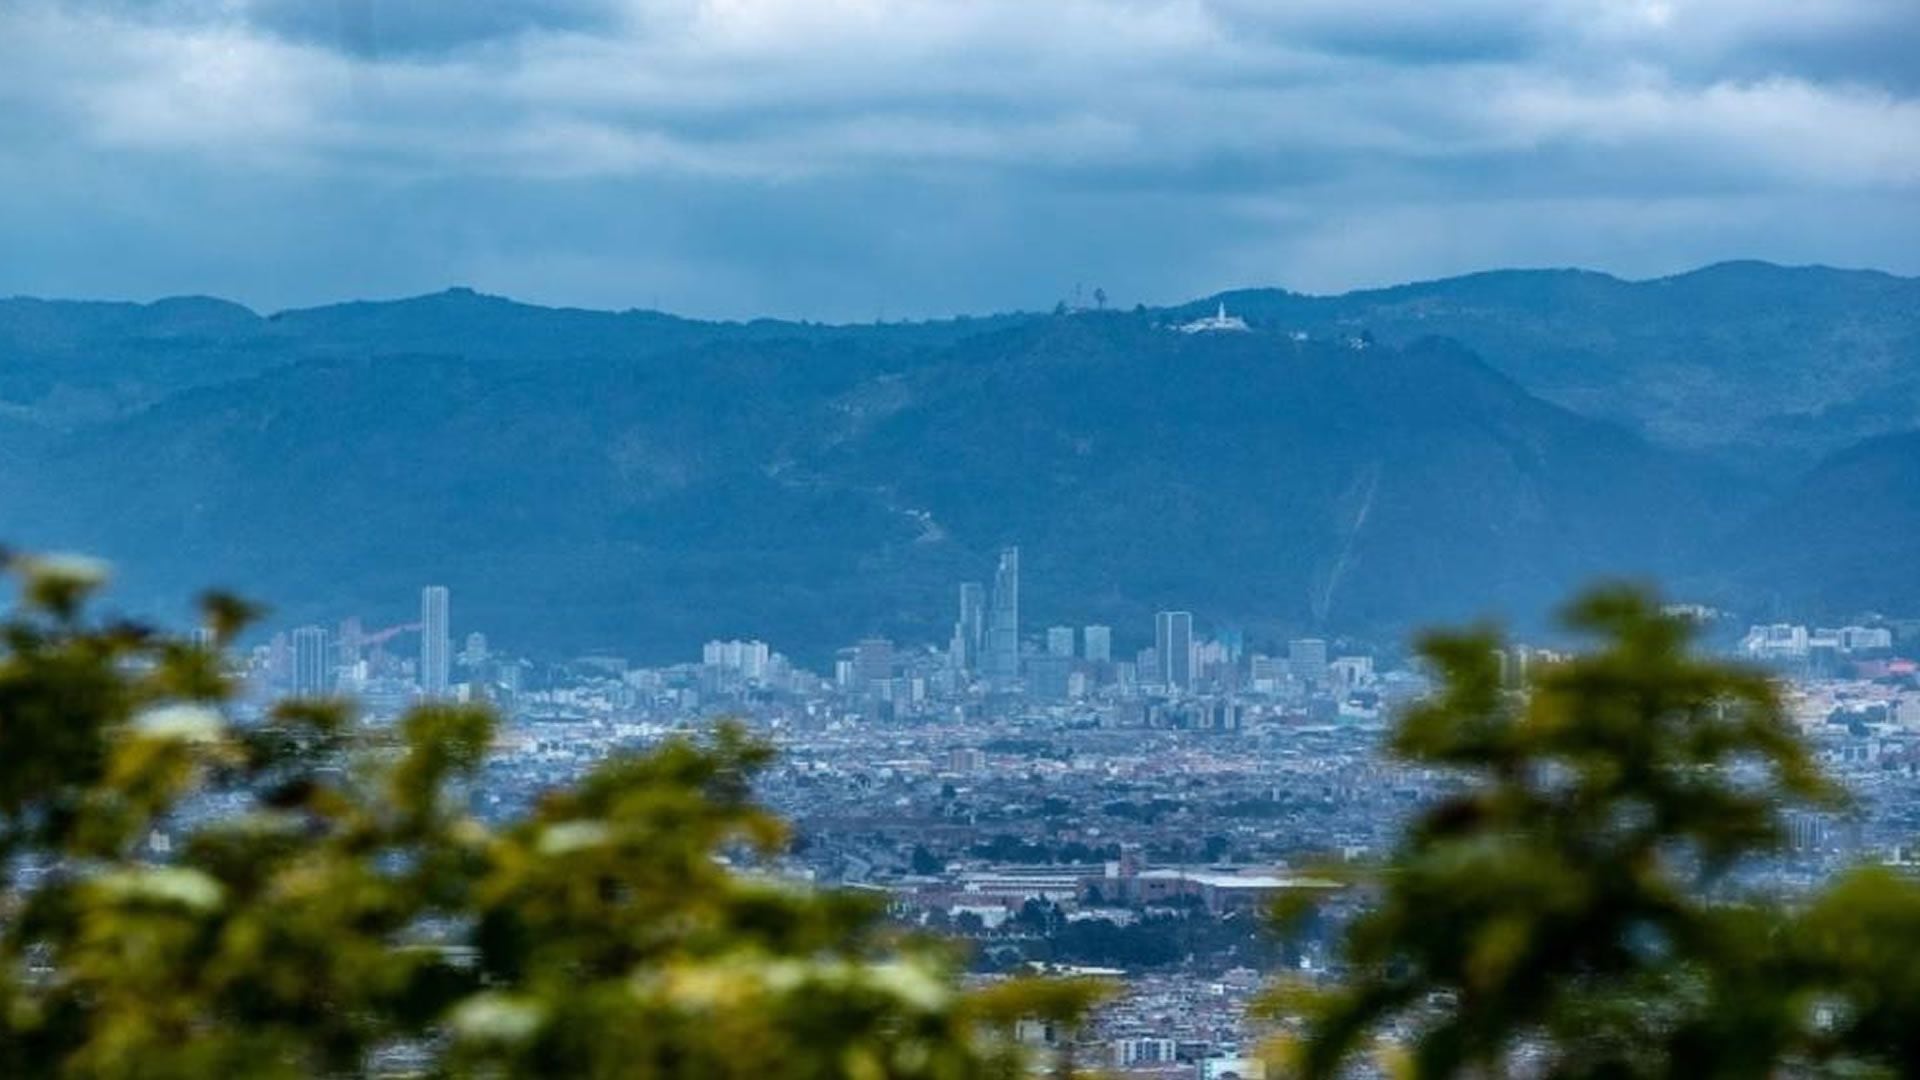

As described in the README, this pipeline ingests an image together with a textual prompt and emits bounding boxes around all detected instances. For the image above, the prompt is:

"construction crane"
[359,622,421,648]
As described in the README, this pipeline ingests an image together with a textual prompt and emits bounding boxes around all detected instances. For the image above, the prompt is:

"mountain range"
[1,261,1914,660]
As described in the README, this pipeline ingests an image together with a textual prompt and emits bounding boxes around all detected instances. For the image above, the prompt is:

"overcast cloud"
[1,0,1915,318]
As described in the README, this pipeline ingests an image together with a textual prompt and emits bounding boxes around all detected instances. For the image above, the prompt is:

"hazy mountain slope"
[0,287,1015,433]
[0,313,1739,658]
[270,287,1026,360]
[1713,431,1920,618]
[828,318,1739,642]
[13,260,1913,465]
[1183,262,1920,464]
[0,296,278,426]
[0,337,923,651]
[4,263,1913,655]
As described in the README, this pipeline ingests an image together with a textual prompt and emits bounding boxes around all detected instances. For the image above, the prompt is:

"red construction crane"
[359,622,421,648]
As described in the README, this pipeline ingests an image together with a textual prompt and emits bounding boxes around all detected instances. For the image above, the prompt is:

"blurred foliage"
[1264,585,1920,1078]
[0,551,1103,1077]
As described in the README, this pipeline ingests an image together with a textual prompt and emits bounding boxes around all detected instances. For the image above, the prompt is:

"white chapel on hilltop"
[1177,302,1250,334]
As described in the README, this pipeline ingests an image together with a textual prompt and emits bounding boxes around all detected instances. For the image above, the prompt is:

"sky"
[1,0,1916,320]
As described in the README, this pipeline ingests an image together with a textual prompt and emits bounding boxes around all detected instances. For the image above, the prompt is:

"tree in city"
[0,551,1101,1078]
[1266,585,1920,1078]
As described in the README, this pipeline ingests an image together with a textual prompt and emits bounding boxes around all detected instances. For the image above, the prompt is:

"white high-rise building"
[1047,626,1075,658]
[420,585,451,697]
[1083,625,1112,663]
[1289,638,1329,686]
[291,625,333,698]
[703,639,772,680]
[1330,655,1375,692]
[1116,1038,1179,1068]
[740,641,770,680]
[854,638,894,696]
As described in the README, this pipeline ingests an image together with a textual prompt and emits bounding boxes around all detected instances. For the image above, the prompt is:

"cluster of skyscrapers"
[280,585,455,699]
[951,546,1024,690]
[942,547,1319,697]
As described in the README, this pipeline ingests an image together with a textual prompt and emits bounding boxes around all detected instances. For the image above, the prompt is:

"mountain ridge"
[2,261,1915,658]
[12,258,1913,460]
[0,313,1745,660]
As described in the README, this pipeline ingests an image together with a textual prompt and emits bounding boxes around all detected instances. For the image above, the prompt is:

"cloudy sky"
[2,0,1916,319]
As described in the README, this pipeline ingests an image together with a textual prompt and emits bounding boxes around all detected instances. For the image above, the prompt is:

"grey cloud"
[60,0,622,55]
[253,0,619,57]
[1207,0,1552,64]
[0,0,1913,318]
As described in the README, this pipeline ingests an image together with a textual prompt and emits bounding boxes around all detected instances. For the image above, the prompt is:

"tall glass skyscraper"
[1154,610,1193,691]
[952,581,986,674]
[420,585,451,697]
[985,547,1020,688]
